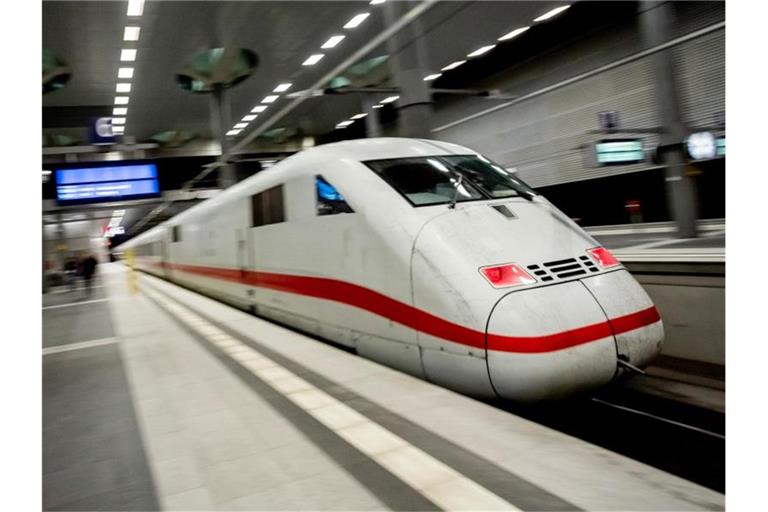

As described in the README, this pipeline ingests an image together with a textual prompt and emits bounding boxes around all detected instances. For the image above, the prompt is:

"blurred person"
[64,257,78,291]
[80,254,98,296]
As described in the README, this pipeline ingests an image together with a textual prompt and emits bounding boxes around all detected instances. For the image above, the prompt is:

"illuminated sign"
[686,132,716,160]
[55,163,160,205]
[716,136,725,157]
[595,139,644,165]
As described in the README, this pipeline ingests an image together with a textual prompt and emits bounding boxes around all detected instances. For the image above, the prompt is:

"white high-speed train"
[118,138,663,401]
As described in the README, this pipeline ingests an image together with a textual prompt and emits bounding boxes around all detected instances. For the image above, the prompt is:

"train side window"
[316,175,353,215]
[172,225,181,242]
[251,184,285,227]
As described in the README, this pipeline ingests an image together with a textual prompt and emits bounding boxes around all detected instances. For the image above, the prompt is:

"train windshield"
[364,155,535,207]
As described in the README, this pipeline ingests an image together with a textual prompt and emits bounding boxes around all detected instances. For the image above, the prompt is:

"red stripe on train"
[143,260,660,354]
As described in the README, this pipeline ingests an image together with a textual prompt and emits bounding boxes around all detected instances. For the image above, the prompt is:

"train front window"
[364,155,535,206]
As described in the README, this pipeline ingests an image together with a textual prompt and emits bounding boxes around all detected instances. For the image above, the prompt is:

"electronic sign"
[686,132,716,160]
[594,139,645,165]
[55,163,160,205]
[716,136,725,157]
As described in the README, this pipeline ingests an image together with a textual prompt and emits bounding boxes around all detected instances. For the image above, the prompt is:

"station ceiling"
[43,0,565,146]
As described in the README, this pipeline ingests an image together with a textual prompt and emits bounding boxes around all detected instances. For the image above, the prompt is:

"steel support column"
[210,84,236,189]
[641,1,698,238]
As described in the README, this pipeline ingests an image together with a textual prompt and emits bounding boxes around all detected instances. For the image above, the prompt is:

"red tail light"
[479,263,536,288]
[587,247,620,268]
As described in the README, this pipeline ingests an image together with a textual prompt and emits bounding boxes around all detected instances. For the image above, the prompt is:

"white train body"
[118,138,662,401]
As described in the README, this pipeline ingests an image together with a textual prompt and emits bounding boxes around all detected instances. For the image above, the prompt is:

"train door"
[160,234,172,280]
[240,223,257,311]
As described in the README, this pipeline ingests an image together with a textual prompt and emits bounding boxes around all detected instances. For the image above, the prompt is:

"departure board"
[55,163,160,205]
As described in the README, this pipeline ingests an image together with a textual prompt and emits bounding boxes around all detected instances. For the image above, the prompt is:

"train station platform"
[43,263,725,511]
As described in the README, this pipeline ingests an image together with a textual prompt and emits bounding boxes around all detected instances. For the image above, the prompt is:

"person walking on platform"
[80,254,98,296]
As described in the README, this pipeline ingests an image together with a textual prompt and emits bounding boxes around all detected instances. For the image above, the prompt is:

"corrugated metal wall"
[431,2,724,189]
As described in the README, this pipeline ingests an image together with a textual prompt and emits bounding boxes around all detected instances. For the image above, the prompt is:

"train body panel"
[119,137,663,402]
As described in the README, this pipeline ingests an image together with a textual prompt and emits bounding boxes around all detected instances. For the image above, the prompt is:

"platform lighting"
[273,83,292,92]
[226,129,242,136]
[114,96,130,105]
[533,5,570,22]
[380,95,399,104]
[441,60,466,71]
[370,0,386,5]
[113,107,128,116]
[343,13,370,29]
[424,73,442,81]
[336,120,354,128]
[116,83,132,93]
[123,26,141,41]
[234,123,248,129]
[112,117,126,125]
[120,49,137,61]
[372,104,384,109]
[117,67,134,79]
[261,95,279,103]
[467,45,496,58]
[350,113,368,120]
[251,105,268,113]
[127,0,145,17]
[42,170,52,175]
[112,126,125,134]
[321,35,345,49]
[242,114,257,121]
[302,54,325,66]
[498,26,530,41]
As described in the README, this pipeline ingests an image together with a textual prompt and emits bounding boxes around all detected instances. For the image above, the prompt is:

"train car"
[118,138,663,401]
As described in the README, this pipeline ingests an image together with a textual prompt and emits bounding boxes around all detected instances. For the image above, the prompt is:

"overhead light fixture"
[533,5,570,22]
[321,35,345,49]
[226,129,241,136]
[127,0,145,16]
[114,96,130,105]
[467,45,496,57]
[120,49,137,61]
[112,117,126,125]
[273,83,292,92]
[336,120,354,128]
[350,113,368,120]
[344,13,370,29]
[380,95,399,104]
[242,114,257,121]
[441,60,466,71]
[424,73,442,81]
[112,107,128,116]
[498,26,530,41]
[372,104,384,109]
[123,26,141,41]
[117,67,134,79]
[234,123,248,129]
[112,126,125,134]
[303,54,325,66]
[251,105,268,113]
[116,83,132,93]
[261,95,279,103]
[370,0,386,5]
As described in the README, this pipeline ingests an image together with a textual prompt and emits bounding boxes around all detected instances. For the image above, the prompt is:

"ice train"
[118,138,663,401]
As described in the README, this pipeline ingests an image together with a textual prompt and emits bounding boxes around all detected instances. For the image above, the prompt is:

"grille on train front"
[526,256,600,282]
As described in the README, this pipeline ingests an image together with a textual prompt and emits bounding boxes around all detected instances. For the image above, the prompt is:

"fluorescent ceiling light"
[120,49,137,61]
[234,123,248,129]
[242,115,257,121]
[380,95,399,104]
[226,129,241,136]
[336,121,354,128]
[112,117,126,125]
[112,126,125,134]
[303,54,324,66]
[42,170,52,175]
[370,0,386,5]
[112,107,128,116]
[534,5,570,22]
[123,26,140,41]
[467,45,496,57]
[350,113,367,120]
[424,73,442,81]
[344,13,370,29]
[127,0,144,16]
[117,67,134,79]
[321,35,345,49]
[441,60,466,71]
[261,95,279,103]
[498,26,530,41]
[116,83,132,93]
[273,83,292,92]
[114,96,130,105]
[372,104,383,109]
[251,105,268,113]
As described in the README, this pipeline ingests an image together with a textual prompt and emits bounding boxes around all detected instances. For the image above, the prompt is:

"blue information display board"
[594,139,645,166]
[55,163,160,205]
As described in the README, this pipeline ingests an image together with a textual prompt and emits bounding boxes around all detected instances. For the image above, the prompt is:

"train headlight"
[587,247,620,268]
[479,263,536,288]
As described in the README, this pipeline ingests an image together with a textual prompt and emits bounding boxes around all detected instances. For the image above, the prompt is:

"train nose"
[486,270,662,402]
